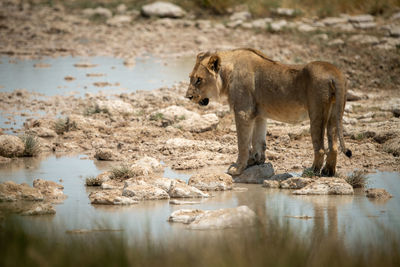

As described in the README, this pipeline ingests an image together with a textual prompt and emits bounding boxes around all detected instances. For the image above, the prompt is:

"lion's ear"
[207,55,221,73]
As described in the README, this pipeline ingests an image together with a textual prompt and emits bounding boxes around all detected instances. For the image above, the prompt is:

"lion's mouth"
[198,98,209,106]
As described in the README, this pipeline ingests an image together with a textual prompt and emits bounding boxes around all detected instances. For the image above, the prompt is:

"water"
[0,56,194,96]
[0,154,399,249]
[0,55,194,133]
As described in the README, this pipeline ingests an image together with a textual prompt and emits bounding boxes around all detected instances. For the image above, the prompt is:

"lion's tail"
[331,78,352,158]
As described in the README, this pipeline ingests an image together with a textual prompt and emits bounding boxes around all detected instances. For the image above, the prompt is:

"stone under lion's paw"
[227,164,245,176]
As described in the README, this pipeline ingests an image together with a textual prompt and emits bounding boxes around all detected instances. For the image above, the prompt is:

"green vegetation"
[19,134,40,157]
[54,117,76,135]
[83,103,110,116]
[302,167,316,177]
[0,217,399,267]
[150,112,164,121]
[110,164,134,179]
[345,170,368,188]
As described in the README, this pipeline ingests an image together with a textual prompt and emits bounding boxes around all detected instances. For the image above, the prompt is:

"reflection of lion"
[186,48,352,176]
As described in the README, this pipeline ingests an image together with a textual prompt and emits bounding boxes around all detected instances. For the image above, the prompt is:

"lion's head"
[186,52,221,106]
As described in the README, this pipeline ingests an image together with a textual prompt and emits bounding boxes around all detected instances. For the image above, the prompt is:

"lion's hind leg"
[322,106,339,177]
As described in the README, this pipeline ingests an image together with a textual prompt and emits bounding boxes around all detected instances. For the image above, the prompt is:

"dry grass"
[345,170,368,188]
[54,117,76,135]
[19,134,40,157]
[110,164,134,179]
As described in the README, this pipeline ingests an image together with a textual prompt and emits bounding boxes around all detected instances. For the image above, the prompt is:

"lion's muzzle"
[199,98,209,106]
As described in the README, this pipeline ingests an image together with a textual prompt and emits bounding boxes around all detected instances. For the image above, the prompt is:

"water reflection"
[0,155,399,250]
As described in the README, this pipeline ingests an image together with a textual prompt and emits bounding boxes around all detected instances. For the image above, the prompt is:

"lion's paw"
[227,164,244,176]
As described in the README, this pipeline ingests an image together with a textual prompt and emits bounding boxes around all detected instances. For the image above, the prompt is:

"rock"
[89,190,138,205]
[389,27,400,38]
[272,8,296,17]
[230,11,251,21]
[21,203,56,216]
[365,188,392,199]
[169,199,201,205]
[168,180,209,198]
[321,17,348,26]
[293,178,354,195]
[349,14,374,23]
[96,100,134,115]
[353,22,376,29]
[269,20,287,32]
[122,184,170,200]
[141,2,186,18]
[0,135,25,157]
[233,163,275,184]
[188,173,233,191]
[226,20,243,28]
[86,172,111,186]
[347,90,365,101]
[101,179,124,190]
[263,180,280,188]
[189,206,257,230]
[94,148,113,161]
[391,12,400,21]
[27,127,57,138]
[280,177,313,189]
[383,137,400,156]
[328,38,344,46]
[393,108,400,118]
[155,105,196,123]
[131,156,163,175]
[168,209,205,224]
[107,15,132,27]
[116,4,127,14]
[334,23,354,31]
[269,173,293,181]
[33,179,65,203]
[176,113,219,133]
[297,24,315,32]
[0,181,43,202]
[348,34,379,45]
[251,18,272,29]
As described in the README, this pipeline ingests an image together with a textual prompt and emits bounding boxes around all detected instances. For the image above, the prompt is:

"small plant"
[20,134,40,157]
[85,175,101,186]
[345,170,368,188]
[150,113,164,121]
[110,165,134,180]
[55,117,76,135]
[302,168,316,178]
[84,104,110,116]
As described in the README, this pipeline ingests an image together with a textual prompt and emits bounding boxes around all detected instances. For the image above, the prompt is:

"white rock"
[189,206,257,230]
[83,7,113,18]
[269,20,287,32]
[122,184,170,200]
[279,177,313,189]
[27,127,56,138]
[321,17,348,26]
[168,180,209,198]
[233,163,275,184]
[116,4,127,14]
[168,209,205,223]
[391,12,400,21]
[272,8,296,17]
[348,34,379,45]
[298,24,315,32]
[188,173,233,191]
[96,100,134,115]
[141,2,186,18]
[293,178,354,195]
[328,38,345,46]
[251,18,272,28]
[349,14,374,23]
[101,180,124,190]
[230,11,251,21]
[0,181,43,202]
[169,199,201,205]
[89,190,138,205]
[21,203,56,216]
[33,179,65,203]
[0,135,25,157]
[353,22,377,29]
[132,156,163,174]
[390,27,400,38]
[262,180,280,188]
[176,113,219,133]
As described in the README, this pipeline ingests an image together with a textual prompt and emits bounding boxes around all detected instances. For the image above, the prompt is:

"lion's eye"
[195,77,202,85]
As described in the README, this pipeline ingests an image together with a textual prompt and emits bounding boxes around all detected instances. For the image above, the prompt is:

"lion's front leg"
[248,117,267,166]
[228,111,255,176]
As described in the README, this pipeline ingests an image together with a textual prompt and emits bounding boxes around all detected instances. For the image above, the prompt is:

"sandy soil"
[0,2,399,175]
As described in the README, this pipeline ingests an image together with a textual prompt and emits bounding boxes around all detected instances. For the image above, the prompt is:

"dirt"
[0,2,399,176]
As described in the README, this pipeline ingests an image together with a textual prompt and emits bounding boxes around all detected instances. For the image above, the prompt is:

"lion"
[185,48,352,176]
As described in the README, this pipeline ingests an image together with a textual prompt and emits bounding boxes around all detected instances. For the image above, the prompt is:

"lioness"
[186,48,352,176]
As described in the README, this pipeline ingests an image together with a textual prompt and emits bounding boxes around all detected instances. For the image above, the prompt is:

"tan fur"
[186,48,351,176]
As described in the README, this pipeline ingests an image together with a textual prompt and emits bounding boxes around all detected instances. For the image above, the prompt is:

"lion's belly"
[259,103,309,124]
